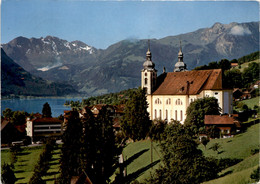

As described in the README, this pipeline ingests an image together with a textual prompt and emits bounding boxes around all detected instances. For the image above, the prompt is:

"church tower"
[174,41,188,72]
[141,41,157,95]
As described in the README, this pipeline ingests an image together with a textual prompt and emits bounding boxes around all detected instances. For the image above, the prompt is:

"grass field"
[2,124,259,183]
[204,154,259,184]
[241,96,260,109]
[1,145,61,184]
[113,123,260,183]
[199,123,260,159]
[234,59,260,72]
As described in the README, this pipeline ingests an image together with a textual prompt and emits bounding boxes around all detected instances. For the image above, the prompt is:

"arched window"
[180,110,183,121]
[145,78,148,85]
[175,99,183,105]
[165,110,168,121]
[175,110,177,120]
[145,73,147,76]
[155,109,157,119]
[166,98,171,105]
[159,110,162,120]
[155,98,162,104]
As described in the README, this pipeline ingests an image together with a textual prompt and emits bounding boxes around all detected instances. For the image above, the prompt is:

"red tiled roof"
[32,117,62,123]
[1,119,10,131]
[153,69,222,95]
[204,115,239,126]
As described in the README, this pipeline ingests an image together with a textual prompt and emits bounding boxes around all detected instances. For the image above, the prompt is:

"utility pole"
[151,139,153,164]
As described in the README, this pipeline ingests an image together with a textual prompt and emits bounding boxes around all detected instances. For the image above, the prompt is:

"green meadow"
[1,145,61,184]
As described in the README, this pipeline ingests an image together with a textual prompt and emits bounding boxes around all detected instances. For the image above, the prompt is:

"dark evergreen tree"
[224,69,243,88]
[242,62,260,87]
[121,87,152,141]
[1,163,16,184]
[59,110,82,183]
[184,97,221,130]
[81,107,117,184]
[148,122,219,184]
[42,102,52,118]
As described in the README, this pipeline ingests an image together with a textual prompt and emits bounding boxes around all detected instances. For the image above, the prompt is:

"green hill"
[116,123,259,183]
[235,58,260,72]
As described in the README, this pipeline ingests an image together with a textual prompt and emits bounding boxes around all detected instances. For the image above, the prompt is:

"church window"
[155,109,157,119]
[166,98,171,105]
[175,99,183,105]
[180,110,183,121]
[166,110,168,121]
[155,98,162,104]
[145,78,148,85]
[159,110,162,120]
[145,73,147,76]
[175,110,177,120]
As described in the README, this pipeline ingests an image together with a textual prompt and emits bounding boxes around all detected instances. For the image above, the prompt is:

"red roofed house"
[26,117,63,143]
[141,42,233,123]
[204,114,241,138]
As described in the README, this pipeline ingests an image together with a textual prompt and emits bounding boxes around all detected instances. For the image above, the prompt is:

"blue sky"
[2,0,259,49]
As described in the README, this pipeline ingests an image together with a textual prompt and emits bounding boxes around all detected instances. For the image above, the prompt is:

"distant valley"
[1,49,78,97]
[2,21,259,96]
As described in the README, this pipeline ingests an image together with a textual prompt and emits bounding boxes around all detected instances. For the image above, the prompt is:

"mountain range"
[2,21,259,96]
[1,49,77,97]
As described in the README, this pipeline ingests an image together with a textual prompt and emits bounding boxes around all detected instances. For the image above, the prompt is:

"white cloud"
[230,25,252,36]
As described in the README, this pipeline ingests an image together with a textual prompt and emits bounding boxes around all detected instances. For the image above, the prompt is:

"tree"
[250,166,260,182]
[42,102,52,118]
[219,59,231,72]
[1,163,16,184]
[201,137,209,150]
[210,143,222,154]
[121,87,152,141]
[10,111,27,126]
[184,97,221,130]
[3,108,13,120]
[223,69,243,88]
[148,122,219,184]
[149,119,167,142]
[81,106,118,184]
[242,62,260,87]
[207,125,220,139]
[59,110,82,183]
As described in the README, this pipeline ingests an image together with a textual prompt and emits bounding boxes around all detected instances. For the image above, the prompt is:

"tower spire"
[174,40,188,72]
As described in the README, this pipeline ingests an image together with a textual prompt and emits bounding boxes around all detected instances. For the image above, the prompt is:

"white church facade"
[141,43,233,124]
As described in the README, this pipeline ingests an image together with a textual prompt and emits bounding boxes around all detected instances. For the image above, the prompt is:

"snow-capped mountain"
[2,21,259,96]
[2,36,98,72]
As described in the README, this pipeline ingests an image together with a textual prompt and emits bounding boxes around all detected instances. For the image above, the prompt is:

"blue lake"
[1,98,83,117]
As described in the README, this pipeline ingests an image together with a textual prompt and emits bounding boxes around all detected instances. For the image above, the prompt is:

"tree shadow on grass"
[124,149,149,167]
[125,160,161,182]
[51,157,60,161]
[44,178,56,182]
[17,164,27,167]
[111,148,150,179]
[16,176,25,180]
[219,170,233,177]
[48,162,60,166]
[14,170,24,174]
[17,159,28,163]
[218,150,225,154]
[17,152,31,156]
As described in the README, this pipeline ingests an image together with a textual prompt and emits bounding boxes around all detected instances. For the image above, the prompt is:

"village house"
[26,117,63,143]
[141,42,233,123]
[204,114,241,138]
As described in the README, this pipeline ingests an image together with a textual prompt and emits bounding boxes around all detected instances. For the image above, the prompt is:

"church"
[141,42,233,124]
